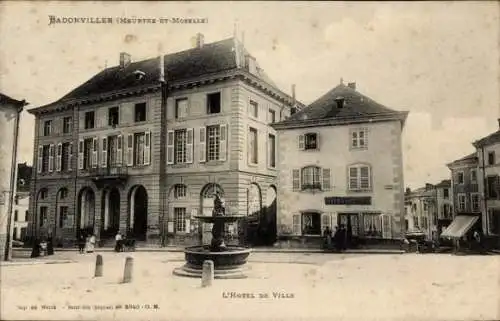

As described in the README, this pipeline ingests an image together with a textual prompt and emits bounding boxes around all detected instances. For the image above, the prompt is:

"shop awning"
[440,216,479,239]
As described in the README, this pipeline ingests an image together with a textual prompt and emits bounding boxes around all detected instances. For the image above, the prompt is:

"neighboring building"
[17,162,32,193]
[272,82,409,248]
[13,192,29,240]
[473,119,500,249]
[0,93,27,260]
[27,34,301,247]
[434,179,453,235]
[404,185,436,240]
[441,152,481,242]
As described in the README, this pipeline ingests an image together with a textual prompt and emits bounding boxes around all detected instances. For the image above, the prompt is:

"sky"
[0,1,499,189]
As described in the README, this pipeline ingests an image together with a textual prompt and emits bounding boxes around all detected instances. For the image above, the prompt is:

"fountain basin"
[173,245,252,279]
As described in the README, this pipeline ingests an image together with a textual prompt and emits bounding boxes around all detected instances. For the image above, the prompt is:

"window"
[61,142,71,171]
[39,189,48,200]
[488,151,496,165]
[301,166,321,190]
[134,102,147,122]
[351,128,368,149]
[59,188,68,199]
[175,98,188,119]
[249,100,258,118]
[362,214,382,238]
[14,210,18,222]
[42,145,50,172]
[134,132,146,166]
[304,133,318,150]
[486,176,499,199]
[83,138,93,169]
[58,206,68,228]
[108,107,119,126]
[207,92,221,114]
[207,125,221,161]
[457,194,466,211]
[423,203,428,211]
[174,185,187,199]
[39,206,48,227]
[471,193,480,212]
[471,169,477,182]
[488,209,500,235]
[457,172,464,184]
[422,216,428,230]
[248,127,258,164]
[268,134,276,168]
[405,219,409,231]
[85,111,95,129]
[348,164,371,191]
[443,188,449,199]
[174,130,187,164]
[43,120,52,136]
[301,212,321,235]
[174,207,187,232]
[413,215,419,229]
[63,117,72,134]
[268,109,276,123]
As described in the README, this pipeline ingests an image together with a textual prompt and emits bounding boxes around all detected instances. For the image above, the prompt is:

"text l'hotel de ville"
[48,15,209,26]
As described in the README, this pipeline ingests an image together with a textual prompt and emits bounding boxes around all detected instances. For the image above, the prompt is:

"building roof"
[446,152,478,168]
[272,83,408,128]
[473,129,500,148]
[0,93,27,109]
[435,179,451,188]
[29,37,299,113]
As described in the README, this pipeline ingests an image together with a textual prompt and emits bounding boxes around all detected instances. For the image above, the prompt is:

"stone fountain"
[173,193,251,279]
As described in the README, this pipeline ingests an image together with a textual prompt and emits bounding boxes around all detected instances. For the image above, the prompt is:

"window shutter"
[185,219,191,233]
[298,134,305,150]
[92,137,98,168]
[144,131,151,165]
[199,127,206,163]
[78,139,84,170]
[219,124,227,161]
[37,145,43,173]
[117,135,123,166]
[360,166,370,189]
[292,214,301,235]
[167,130,174,165]
[186,128,194,164]
[363,129,368,147]
[322,168,331,191]
[292,169,300,191]
[321,213,331,232]
[127,134,134,166]
[348,167,358,190]
[56,143,62,172]
[381,214,392,239]
[48,144,54,172]
[331,212,338,229]
[316,132,320,150]
[68,142,73,171]
[101,137,108,167]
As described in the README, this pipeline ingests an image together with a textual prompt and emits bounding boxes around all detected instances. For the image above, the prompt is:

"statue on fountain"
[210,192,227,251]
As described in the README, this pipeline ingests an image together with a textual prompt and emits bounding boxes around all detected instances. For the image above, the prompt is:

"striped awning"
[440,216,479,239]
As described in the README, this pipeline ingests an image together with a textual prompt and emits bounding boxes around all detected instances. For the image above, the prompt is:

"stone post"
[94,254,103,277]
[123,256,133,283]
[201,260,214,287]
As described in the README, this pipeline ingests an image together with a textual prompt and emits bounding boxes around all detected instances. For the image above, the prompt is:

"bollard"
[94,254,103,277]
[122,257,134,283]
[201,260,214,287]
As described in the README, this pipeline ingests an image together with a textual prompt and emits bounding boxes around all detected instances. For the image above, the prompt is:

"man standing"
[115,231,123,252]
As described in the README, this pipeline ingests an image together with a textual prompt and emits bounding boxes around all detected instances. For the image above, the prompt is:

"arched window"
[348,163,372,191]
[58,188,68,200]
[301,166,321,190]
[37,188,48,200]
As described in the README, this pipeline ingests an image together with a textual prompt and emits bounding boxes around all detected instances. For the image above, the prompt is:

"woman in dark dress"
[47,234,54,255]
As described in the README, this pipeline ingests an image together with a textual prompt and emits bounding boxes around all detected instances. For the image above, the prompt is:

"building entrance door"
[338,213,360,248]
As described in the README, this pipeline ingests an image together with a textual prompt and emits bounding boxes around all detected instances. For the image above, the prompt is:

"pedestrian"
[30,239,40,258]
[115,231,123,252]
[47,233,54,256]
[86,233,96,253]
[78,233,86,254]
[323,226,332,250]
[473,229,484,253]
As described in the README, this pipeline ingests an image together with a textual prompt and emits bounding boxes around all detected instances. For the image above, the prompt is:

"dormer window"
[298,133,319,151]
[133,70,146,80]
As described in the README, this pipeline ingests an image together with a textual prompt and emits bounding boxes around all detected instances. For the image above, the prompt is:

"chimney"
[334,96,345,109]
[348,82,356,90]
[120,52,131,68]
[192,33,204,48]
[292,84,296,104]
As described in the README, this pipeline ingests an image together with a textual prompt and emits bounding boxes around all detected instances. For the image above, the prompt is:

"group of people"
[322,224,350,252]
[77,232,96,254]
[30,234,55,258]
